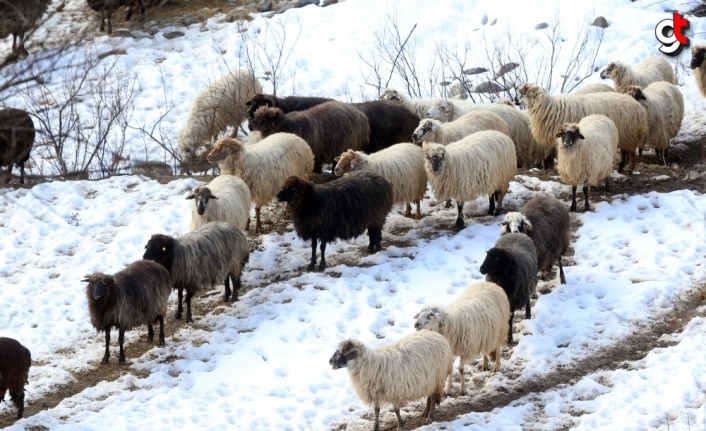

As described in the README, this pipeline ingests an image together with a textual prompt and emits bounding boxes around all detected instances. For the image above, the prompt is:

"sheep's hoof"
[455,220,465,232]
[186,316,194,324]
[307,263,316,272]
[101,356,109,365]
[570,203,577,212]
[318,263,326,272]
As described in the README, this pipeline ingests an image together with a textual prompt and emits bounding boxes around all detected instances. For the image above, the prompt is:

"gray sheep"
[0,108,35,185]
[0,337,31,420]
[0,0,50,53]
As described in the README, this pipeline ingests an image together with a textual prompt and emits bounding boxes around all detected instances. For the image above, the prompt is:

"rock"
[163,30,185,40]
[257,0,272,11]
[481,13,488,25]
[182,14,196,26]
[684,171,701,180]
[97,49,127,60]
[474,81,506,93]
[463,67,488,75]
[671,163,680,171]
[535,22,548,30]
[296,0,319,6]
[110,29,133,38]
[322,0,338,5]
[225,12,238,22]
[591,16,609,28]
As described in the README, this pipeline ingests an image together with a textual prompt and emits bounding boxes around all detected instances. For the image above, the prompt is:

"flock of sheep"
[2,17,705,427]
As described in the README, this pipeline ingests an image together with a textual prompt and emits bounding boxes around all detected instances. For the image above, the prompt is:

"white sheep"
[599,56,676,93]
[186,174,251,232]
[413,281,509,396]
[423,130,517,231]
[333,143,427,220]
[517,83,647,175]
[623,82,684,166]
[329,330,453,430]
[206,134,314,234]
[572,83,615,95]
[555,115,619,212]
[178,69,262,169]
[690,45,706,97]
[379,88,443,119]
[412,110,511,146]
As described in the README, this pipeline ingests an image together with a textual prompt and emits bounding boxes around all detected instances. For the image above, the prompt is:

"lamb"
[178,70,262,169]
[412,110,511,146]
[351,100,421,153]
[245,93,335,120]
[276,171,393,271]
[0,337,31,420]
[500,195,570,284]
[329,330,454,430]
[555,115,619,212]
[599,56,676,93]
[689,45,706,97]
[0,0,50,52]
[479,232,538,343]
[517,83,647,175]
[206,134,314,233]
[82,259,172,365]
[143,221,249,323]
[248,102,370,174]
[86,0,131,34]
[186,174,252,232]
[379,88,443,119]
[572,83,615,95]
[623,82,684,166]
[0,108,35,185]
[422,131,517,231]
[333,143,426,220]
[413,281,509,395]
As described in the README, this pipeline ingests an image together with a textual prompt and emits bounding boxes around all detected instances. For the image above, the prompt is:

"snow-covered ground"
[2,0,706,430]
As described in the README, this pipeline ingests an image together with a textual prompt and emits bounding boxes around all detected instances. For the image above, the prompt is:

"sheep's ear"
[523,220,532,233]
[210,194,219,200]
[555,132,563,139]
[81,276,91,282]
[434,311,444,327]
[185,194,194,200]
[578,133,585,140]
[245,100,252,106]
[334,156,341,162]
[413,312,420,319]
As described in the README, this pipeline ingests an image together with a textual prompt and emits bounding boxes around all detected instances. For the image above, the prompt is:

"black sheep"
[83,259,172,364]
[276,171,394,271]
[86,0,132,34]
[0,108,35,185]
[351,99,421,153]
[245,93,335,120]
[479,233,538,343]
[0,337,31,420]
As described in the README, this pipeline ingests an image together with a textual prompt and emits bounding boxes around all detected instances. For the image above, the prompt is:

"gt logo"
[655,12,690,56]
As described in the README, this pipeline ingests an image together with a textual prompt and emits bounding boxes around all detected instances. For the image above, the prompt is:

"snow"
[1,0,706,429]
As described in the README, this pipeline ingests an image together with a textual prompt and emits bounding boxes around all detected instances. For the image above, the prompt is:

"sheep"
[86,0,132,34]
[413,281,509,396]
[572,83,615,95]
[333,143,426,220]
[0,108,35,185]
[143,221,249,323]
[126,0,171,24]
[412,110,511,146]
[479,232,538,343]
[329,330,454,430]
[689,45,706,97]
[0,337,31,420]
[422,131,517,231]
[599,56,676,93]
[500,195,570,284]
[494,98,516,106]
[275,171,393,271]
[186,174,252,232]
[248,102,370,174]
[82,259,172,365]
[178,70,263,168]
[517,83,647,175]
[623,82,684,166]
[379,88,443,119]
[350,100,421,153]
[555,115,619,212]
[0,0,50,52]
[245,93,336,120]
[206,134,314,233]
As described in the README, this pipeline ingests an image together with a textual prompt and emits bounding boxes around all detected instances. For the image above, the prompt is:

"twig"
[384,23,418,89]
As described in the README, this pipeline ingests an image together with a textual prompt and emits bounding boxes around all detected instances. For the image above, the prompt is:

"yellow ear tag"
[611,70,617,77]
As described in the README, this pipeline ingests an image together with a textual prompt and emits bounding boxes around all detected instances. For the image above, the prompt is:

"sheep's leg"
[147,323,154,343]
[308,238,318,271]
[118,327,126,364]
[367,226,382,252]
[246,216,251,231]
[318,241,327,271]
[423,396,431,417]
[507,309,514,343]
[175,288,184,319]
[459,357,467,395]
[255,206,262,234]
[493,190,504,216]
[415,199,421,220]
[233,273,242,302]
[481,352,489,371]
[107,9,113,35]
[570,185,578,212]
[102,327,111,364]
[582,182,590,212]
[224,275,232,302]
[444,198,452,208]
[604,176,610,193]
[10,388,24,419]
[455,200,465,232]
[185,290,194,323]
[394,407,404,430]
[99,10,106,32]
[559,257,566,284]
[19,162,25,185]
[373,405,380,431]
[426,395,437,424]
[638,147,643,163]
[158,315,165,347]
[626,151,635,175]
[444,370,453,395]
[487,194,495,215]
[525,297,532,319]
[494,347,501,372]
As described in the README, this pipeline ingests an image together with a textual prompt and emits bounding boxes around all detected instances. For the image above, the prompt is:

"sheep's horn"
[81,276,90,282]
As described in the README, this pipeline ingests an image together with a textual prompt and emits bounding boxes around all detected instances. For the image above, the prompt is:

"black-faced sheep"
[350,100,420,153]
[86,0,131,34]
[690,45,706,97]
[422,131,517,231]
[333,143,426,220]
[501,195,570,284]
[517,83,647,175]
[206,134,314,234]
[599,56,676,93]
[379,88,442,119]
[623,82,684,166]
[412,110,511,146]
[0,0,49,52]
[572,83,616,95]
[329,331,453,430]
[0,108,35,185]
[248,102,370,174]
[555,115,619,212]
[0,337,31,420]
[143,221,249,323]
[245,93,335,120]
[82,259,172,364]
[275,171,393,271]
[186,174,251,232]
[479,232,538,343]
[178,70,262,169]
[413,281,509,395]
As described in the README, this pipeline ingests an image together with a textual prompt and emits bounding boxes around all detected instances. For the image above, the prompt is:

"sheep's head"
[248,106,283,136]
[333,150,360,176]
[207,137,242,163]
[425,99,452,120]
[555,123,584,149]
[495,98,516,107]
[276,175,313,204]
[82,272,115,302]
[379,88,405,102]
[329,339,363,370]
[413,306,443,332]
[143,234,175,270]
[516,83,542,104]
[245,94,277,120]
[624,85,647,102]
[186,186,218,216]
[412,119,438,145]
[599,61,623,80]
[500,212,532,236]
[690,45,706,69]
[479,247,508,276]
[422,142,447,173]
